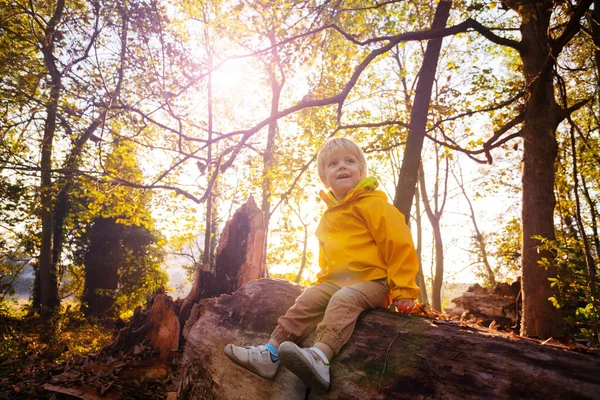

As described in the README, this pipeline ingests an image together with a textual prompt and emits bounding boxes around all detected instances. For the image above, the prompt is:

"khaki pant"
[271,279,391,354]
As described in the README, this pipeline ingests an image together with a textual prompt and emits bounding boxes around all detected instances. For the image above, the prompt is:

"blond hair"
[317,137,367,185]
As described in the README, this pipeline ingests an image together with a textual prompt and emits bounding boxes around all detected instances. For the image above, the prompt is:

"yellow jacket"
[315,177,420,301]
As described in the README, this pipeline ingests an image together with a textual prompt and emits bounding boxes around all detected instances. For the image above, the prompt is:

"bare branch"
[61,1,102,76]
[430,91,525,131]
[111,178,205,203]
[551,0,594,56]
[467,19,522,51]
[270,153,317,215]
[560,97,592,120]
[337,120,410,131]
[338,0,406,12]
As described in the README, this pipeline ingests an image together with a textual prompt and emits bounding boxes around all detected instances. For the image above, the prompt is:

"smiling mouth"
[337,174,351,179]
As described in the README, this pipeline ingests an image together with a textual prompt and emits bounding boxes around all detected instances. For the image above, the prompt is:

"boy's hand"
[393,298,414,313]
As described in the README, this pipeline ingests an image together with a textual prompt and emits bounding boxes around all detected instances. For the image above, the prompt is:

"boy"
[225,137,419,392]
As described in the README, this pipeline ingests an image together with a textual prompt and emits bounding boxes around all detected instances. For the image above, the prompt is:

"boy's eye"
[328,161,337,167]
[347,159,356,164]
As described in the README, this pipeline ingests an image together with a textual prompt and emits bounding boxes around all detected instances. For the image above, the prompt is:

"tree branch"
[551,0,594,56]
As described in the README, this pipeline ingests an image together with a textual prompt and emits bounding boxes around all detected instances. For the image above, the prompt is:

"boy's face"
[324,151,362,200]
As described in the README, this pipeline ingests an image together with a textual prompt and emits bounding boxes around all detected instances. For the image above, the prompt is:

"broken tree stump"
[178,279,600,400]
[177,196,266,328]
[102,197,265,360]
[145,293,180,361]
[103,289,179,361]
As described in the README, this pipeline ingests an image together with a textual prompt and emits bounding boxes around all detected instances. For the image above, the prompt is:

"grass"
[0,299,114,370]
[1,300,115,398]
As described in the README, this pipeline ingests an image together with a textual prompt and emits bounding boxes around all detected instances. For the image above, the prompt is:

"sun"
[210,57,263,97]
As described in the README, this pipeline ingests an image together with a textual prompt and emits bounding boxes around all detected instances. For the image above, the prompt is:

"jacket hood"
[319,176,382,208]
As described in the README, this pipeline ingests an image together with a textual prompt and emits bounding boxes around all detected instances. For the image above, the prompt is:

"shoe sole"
[223,344,276,380]
[279,343,330,392]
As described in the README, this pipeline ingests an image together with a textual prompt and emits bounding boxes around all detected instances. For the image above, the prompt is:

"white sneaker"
[224,344,280,380]
[279,342,330,392]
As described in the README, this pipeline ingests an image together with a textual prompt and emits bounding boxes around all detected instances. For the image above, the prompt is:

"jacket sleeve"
[361,198,420,300]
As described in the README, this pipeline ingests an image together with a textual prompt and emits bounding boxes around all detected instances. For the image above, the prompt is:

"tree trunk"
[35,0,127,312]
[430,216,444,312]
[50,0,123,281]
[38,0,66,312]
[295,223,309,284]
[393,0,451,220]
[456,171,496,287]
[591,0,600,80]
[261,31,284,276]
[204,62,215,268]
[515,2,562,338]
[82,218,120,317]
[419,159,447,312]
[178,279,600,400]
[581,176,600,260]
[569,126,598,299]
[414,184,428,304]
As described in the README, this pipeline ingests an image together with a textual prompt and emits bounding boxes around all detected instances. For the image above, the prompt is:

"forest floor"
[0,306,179,400]
[1,301,597,399]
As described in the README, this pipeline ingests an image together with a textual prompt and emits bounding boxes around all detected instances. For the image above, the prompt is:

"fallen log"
[178,279,600,400]
[445,281,521,329]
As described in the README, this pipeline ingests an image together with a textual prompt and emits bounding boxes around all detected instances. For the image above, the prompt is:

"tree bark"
[581,176,600,261]
[393,0,452,221]
[82,218,119,317]
[456,170,496,287]
[419,159,448,312]
[261,30,284,276]
[431,218,444,312]
[591,0,600,80]
[514,1,562,338]
[178,279,600,400]
[569,126,597,299]
[446,282,520,328]
[295,220,309,284]
[414,184,428,304]
[38,0,66,311]
[103,289,179,362]
[203,51,215,268]
[178,197,266,328]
